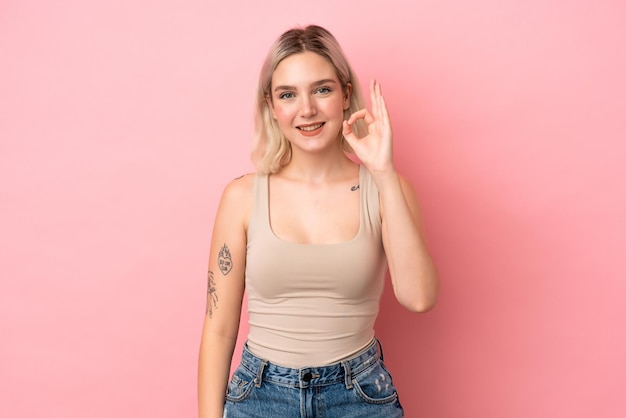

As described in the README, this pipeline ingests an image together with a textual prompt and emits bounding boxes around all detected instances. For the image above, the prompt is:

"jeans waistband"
[240,338,383,389]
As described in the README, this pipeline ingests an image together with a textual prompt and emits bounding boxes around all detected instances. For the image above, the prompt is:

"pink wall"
[1,1,624,417]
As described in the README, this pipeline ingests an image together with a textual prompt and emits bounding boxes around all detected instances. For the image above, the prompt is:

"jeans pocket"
[225,366,255,403]
[352,361,399,405]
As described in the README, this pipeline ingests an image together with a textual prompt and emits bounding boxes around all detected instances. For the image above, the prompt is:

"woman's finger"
[375,81,385,124]
[380,94,391,130]
[370,79,379,118]
[372,80,391,131]
[342,120,360,146]
[347,108,374,126]
[342,120,352,137]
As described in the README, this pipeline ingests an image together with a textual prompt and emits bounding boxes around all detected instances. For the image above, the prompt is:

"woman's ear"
[343,82,352,111]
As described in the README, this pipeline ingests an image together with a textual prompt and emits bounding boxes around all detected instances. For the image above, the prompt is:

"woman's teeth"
[299,123,324,132]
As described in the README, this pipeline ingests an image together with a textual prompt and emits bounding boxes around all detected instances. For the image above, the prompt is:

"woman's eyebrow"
[273,79,337,93]
[311,79,337,87]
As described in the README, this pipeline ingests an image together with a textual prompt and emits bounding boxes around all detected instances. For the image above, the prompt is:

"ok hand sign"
[343,79,394,174]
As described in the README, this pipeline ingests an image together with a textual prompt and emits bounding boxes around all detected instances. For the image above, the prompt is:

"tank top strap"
[359,165,382,235]
[249,172,269,240]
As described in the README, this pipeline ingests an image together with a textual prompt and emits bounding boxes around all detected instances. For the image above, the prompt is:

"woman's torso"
[244,165,388,368]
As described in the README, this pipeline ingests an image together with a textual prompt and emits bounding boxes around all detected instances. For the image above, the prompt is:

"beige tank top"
[245,165,388,368]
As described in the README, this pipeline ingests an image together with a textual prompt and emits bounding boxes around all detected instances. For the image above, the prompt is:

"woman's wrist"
[369,167,400,191]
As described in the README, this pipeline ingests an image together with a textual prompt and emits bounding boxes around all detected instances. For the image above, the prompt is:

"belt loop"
[376,338,385,361]
[342,360,353,389]
[254,360,267,388]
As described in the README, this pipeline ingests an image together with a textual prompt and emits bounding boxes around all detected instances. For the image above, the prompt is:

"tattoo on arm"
[206,270,218,317]
[218,244,233,275]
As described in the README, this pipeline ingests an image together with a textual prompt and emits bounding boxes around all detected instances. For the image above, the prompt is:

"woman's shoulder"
[221,173,256,203]
[215,173,256,229]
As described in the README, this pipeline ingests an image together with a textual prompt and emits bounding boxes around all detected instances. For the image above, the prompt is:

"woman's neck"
[278,150,358,185]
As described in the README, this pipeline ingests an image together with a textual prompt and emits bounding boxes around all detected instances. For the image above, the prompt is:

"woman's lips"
[297,122,325,136]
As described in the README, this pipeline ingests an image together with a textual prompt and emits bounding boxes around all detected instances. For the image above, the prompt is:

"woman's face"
[268,51,350,155]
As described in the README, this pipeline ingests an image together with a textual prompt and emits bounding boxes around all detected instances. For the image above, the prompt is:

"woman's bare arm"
[344,80,439,312]
[198,175,253,418]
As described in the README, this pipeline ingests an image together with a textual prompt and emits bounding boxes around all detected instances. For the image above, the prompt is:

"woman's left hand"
[343,79,394,173]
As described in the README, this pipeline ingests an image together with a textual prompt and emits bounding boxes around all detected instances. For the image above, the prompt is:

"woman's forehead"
[272,52,338,86]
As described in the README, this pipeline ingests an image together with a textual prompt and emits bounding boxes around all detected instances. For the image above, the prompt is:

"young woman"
[198,25,439,418]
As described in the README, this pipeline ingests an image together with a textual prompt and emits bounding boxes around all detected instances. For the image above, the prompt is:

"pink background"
[1,0,625,417]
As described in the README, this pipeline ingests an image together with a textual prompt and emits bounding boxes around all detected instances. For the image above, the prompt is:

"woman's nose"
[299,96,317,117]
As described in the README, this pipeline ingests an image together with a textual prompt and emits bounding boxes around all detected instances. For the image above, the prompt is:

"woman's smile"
[297,122,325,136]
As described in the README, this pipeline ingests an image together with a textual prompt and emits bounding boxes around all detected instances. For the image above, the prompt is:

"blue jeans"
[223,338,404,417]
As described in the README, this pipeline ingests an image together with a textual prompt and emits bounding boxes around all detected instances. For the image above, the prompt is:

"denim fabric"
[223,339,404,417]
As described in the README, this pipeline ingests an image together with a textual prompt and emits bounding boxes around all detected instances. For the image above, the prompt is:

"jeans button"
[302,372,312,382]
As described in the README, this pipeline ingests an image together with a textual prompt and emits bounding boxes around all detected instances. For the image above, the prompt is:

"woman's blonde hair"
[252,25,366,174]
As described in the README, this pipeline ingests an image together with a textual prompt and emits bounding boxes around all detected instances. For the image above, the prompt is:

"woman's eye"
[316,87,331,94]
[279,92,295,100]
